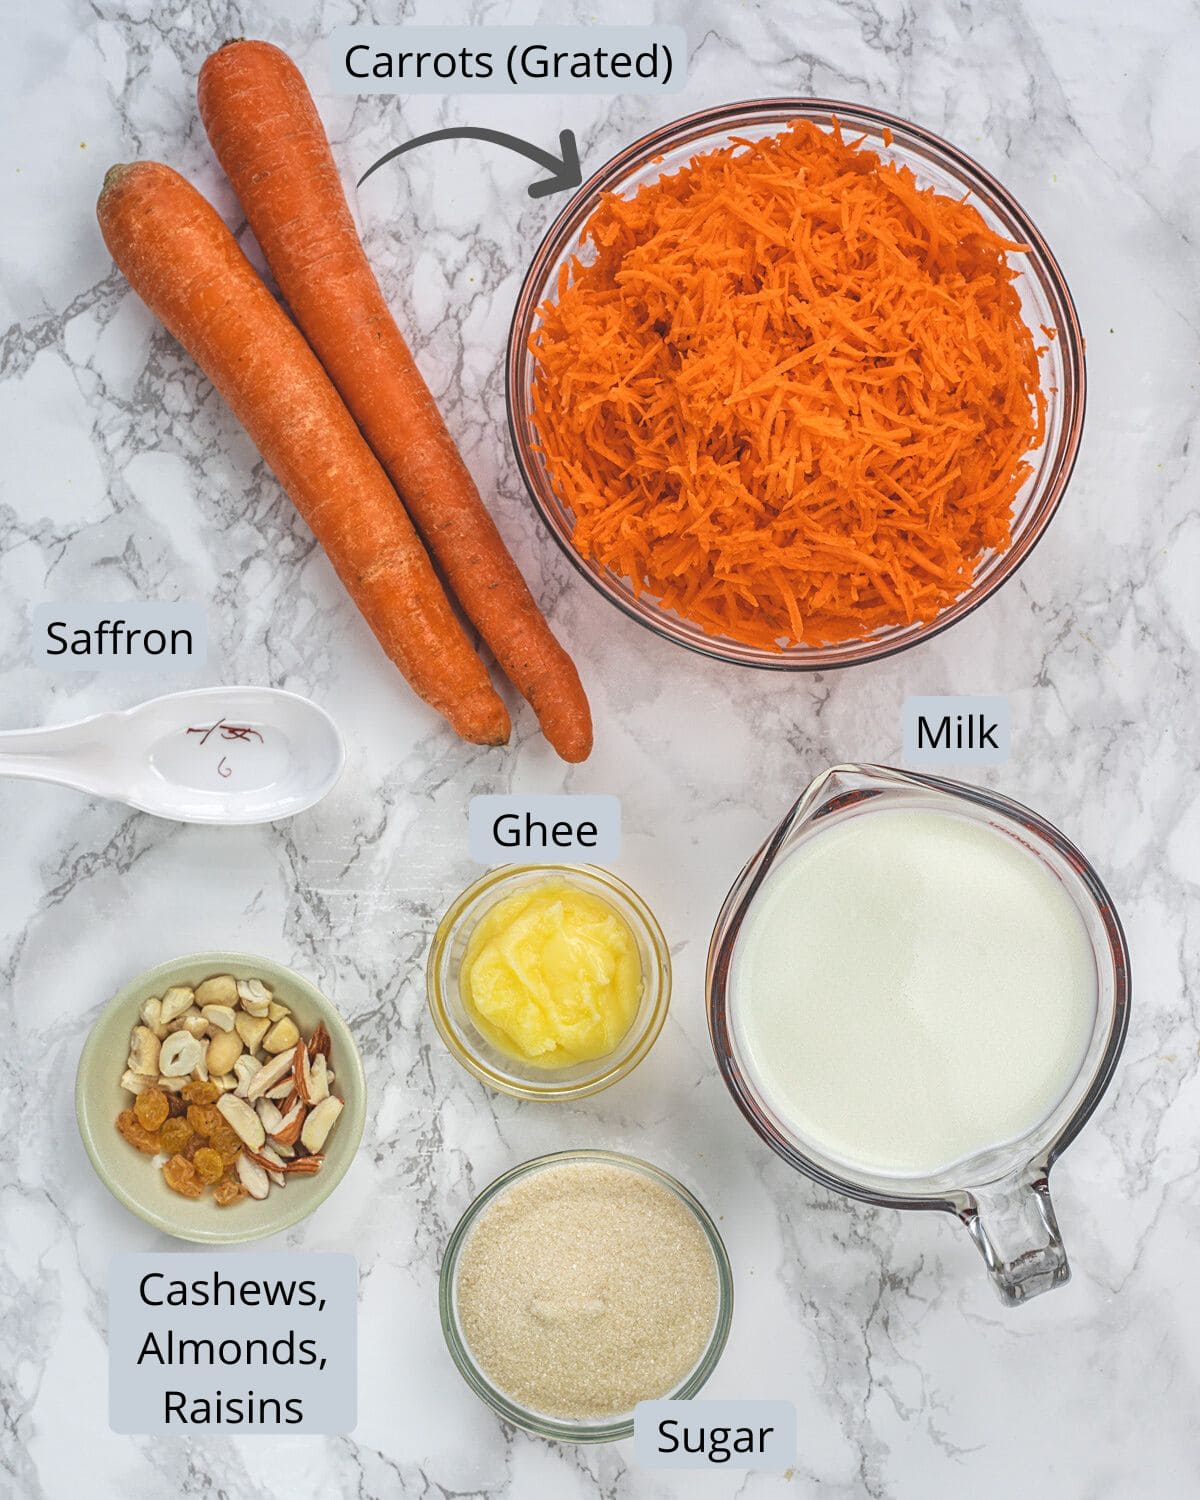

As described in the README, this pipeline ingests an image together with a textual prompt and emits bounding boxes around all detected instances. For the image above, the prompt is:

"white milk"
[731,806,1097,1178]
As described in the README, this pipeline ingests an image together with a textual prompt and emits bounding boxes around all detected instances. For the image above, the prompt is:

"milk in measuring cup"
[731,806,1097,1177]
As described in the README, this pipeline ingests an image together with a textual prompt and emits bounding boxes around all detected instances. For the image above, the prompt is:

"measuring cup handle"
[960,1172,1070,1306]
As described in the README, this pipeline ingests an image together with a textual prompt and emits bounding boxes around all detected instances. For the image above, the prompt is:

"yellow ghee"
[460,878,643,1068]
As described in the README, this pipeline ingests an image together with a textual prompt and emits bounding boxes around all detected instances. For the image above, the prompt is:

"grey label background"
[109,1253,356,1435]
[329,26,685,94]
[470,794,620,863]
[34,602,207,671]
[903,694,1011,765]
[633,1400,797,1469]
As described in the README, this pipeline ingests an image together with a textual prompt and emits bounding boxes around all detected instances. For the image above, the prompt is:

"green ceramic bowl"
[76,951,366,1244]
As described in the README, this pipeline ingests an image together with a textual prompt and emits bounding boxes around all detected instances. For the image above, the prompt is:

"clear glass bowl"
[426,864,671,1101]
[439,1149,734,1442]
[506,98,1086,670]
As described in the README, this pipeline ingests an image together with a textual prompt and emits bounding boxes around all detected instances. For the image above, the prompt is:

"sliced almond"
[271,1101,304,1145]
[235,1012,270,1051]
[308,1053,330,1104]
[139,997,167,1039]
[281,1156,322,1175]
[265,1080,294,1100]
[242,1145,287,1187]
[294,1045,314,1105]
[236,1153,270,1200]
[301,1096,343,1153]
[159,986,195,1025]
[127,1025,160,1077]
[256,1099,285,1135]
[195,974,238,1007]
[215,1072,238,1093]
[206,1028,244,1077]
[201,1004,236,1033]
[246,1047,297,1101]
[258,1143,288,1187]
[307,1022,332,1061]
[217,1093,266,1150]
[159,1032,202,1078]
[120,1069,152,1095]
[273,1140,296,1159]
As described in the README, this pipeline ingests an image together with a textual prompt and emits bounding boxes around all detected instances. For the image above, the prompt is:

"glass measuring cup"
[707,765,1130,1306]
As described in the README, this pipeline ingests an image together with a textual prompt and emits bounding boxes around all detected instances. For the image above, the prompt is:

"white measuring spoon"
[0,686,345,824]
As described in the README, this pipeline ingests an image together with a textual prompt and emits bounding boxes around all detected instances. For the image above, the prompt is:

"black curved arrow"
[357,127,581,199]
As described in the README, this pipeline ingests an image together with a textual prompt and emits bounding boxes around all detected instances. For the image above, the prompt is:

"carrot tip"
[99,162,136,198]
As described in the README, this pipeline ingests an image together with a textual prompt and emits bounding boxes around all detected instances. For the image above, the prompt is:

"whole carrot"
[97,161,510,747]
[198,39,593,763]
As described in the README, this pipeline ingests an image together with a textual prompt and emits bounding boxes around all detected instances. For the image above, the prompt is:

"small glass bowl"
[506,98,1086,671]
[439,1149,734,1442]
[426,864,671,1101]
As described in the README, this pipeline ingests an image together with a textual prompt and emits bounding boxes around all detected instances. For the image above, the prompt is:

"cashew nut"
[263,1017,300,1054]
[235,1013,270,1052]
[159,986,195,1025]
[126,1025,161,1077]
[195,974,238,1007]
[139,997,167,1039]
[206,1028,244,1077]
[159,1032,203,1077]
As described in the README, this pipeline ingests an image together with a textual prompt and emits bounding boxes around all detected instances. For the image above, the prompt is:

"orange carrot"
[198,39,592,762]
[97,161,510,746]
[529,119,1047,651]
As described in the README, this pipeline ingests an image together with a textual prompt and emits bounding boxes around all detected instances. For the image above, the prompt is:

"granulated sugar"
[455,1160,720,1419]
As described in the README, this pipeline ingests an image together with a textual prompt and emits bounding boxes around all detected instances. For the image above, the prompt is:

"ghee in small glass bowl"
[426,865,671,1101]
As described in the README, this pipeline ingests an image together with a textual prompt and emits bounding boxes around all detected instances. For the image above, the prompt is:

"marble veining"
[1,0,1198,1496]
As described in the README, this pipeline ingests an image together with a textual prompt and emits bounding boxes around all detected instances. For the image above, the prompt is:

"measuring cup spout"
[773,763,913,856]
[961,1170,1070,1306]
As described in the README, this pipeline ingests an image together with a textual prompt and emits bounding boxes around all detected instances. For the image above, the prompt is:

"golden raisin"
[162,1154,203,1198]
[212,1179,248,1207]
[134,1087,170,1131]
[211,1126,243,1164]
[159,1118,193,1156]
[193,1147,224,1184]
[182,1079,220,1105]
[187,1104,223,1138]
[167,1091,188,1117]
[116,1109,161,1155]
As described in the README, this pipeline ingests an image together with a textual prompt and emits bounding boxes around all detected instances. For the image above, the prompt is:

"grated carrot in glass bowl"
[509,102,1084,667]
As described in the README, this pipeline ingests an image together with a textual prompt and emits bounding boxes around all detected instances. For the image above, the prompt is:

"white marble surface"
[2,0,1198,1495]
